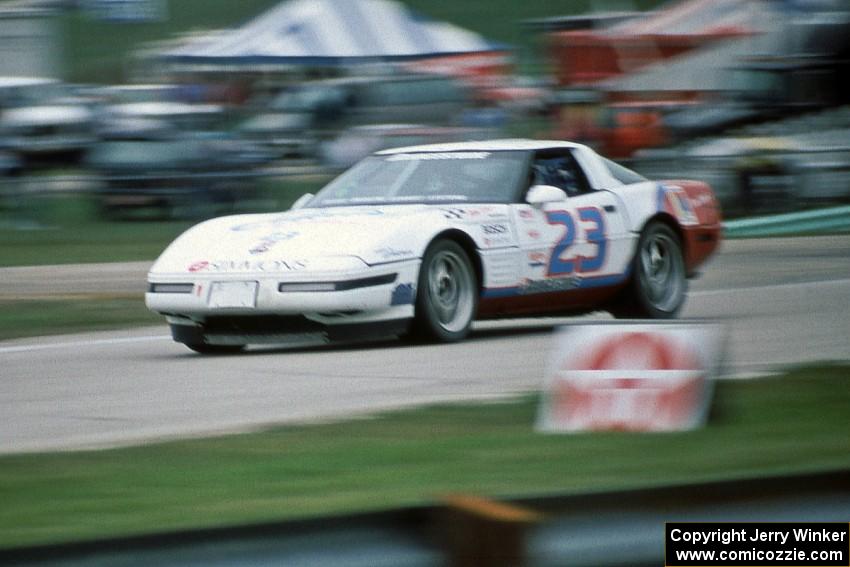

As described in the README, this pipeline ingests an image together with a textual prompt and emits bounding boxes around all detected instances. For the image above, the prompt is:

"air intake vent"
[279,273,397,293]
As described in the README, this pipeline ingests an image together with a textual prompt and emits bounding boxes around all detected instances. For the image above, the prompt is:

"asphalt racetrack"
[1,236,849,453]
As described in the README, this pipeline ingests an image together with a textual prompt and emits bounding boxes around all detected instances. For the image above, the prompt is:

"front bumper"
[145,260,420,326]
[170,315,411,346]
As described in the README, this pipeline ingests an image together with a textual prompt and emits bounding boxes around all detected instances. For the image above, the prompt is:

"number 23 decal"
[545,207,607,276]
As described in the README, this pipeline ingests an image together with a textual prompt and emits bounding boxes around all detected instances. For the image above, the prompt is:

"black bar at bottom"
[666,522,849,567]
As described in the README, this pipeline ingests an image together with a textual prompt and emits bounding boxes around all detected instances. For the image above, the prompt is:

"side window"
[603,157,647,185]
[529,152,591,197]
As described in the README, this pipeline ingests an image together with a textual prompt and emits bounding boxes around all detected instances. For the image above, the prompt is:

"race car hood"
[150,205,437,276]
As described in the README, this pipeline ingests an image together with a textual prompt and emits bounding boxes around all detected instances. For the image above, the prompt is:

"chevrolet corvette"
[146,140,721,353]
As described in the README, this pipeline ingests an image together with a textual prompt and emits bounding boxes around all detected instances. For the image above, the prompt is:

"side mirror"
[290,193,314,210]
[526,185,567,206]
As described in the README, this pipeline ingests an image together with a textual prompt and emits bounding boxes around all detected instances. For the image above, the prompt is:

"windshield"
[308,150,529,207]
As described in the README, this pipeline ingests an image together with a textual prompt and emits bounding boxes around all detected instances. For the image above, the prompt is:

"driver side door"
[511,151,632,295]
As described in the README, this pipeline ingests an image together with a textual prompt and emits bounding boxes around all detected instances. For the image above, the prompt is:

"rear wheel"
[612,222,686,319]
[411,239,478,342]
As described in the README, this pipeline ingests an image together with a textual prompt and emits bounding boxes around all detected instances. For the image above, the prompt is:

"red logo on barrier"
[552,331,706,431]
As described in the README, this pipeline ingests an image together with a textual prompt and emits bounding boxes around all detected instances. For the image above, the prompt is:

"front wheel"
[612,222,687,319]
[411,239,478,342]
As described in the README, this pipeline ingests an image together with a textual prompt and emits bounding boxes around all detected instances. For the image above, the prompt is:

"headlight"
[148,283,194,293]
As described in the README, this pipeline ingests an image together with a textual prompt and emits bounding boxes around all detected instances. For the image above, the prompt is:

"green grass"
[0,193,194,266]
[0,177,325,267]
[0,297,160,341]
[57,0,664,83]
[1,365,848,549]
[0,176,324,340]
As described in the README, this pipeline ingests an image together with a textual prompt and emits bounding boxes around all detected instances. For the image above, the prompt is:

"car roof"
[375,139,588,155]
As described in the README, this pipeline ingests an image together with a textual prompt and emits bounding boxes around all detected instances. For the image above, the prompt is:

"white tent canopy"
[161,0,507,66]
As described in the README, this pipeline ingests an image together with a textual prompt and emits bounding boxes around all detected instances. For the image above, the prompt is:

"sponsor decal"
[442,208,466,220]
[480,222,513,247]
[527,229,541,239]
[483,237,513,247]
[391,283,415,305]
[521,276,580,294]
[482,223,508,235]
[658,184,698,226]
[323,195,467,205]
[482,270,630,299]
[230,209,385,231]
[528,251,547,268]
[518,209,534,220]
[249,245,269,255]
[689,192,714,209]
[249,231,299,255]
[375,247,414,260]
[231,219,281,232]
[386,152,490,161]
[465,206,498,217]
[187,259,308,273]
[293,208,385,220]
[441,206,507,220]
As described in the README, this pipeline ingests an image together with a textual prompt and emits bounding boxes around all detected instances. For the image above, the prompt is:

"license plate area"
[208,281,258,308]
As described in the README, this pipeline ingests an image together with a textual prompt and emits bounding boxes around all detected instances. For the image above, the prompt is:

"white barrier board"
[537,323,725,433]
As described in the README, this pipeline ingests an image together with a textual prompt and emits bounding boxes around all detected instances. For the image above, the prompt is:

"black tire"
[411,239,478,342]
[612,222,687,319]
[184,342,245,355]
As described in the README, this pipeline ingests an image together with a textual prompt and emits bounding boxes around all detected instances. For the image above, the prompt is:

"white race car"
[146,140,721,353]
